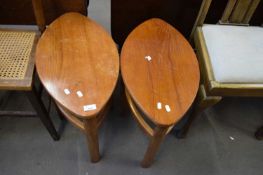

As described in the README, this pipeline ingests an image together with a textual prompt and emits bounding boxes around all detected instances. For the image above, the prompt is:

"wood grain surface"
[36,13,119,118]
[121,18,200,126]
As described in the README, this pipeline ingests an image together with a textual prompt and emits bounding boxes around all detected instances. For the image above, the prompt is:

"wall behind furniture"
[0,0,88,25]
[111,0,263,46]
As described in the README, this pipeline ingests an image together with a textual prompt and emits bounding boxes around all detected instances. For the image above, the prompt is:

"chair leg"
[53,100,65,121]
[176,85,221,138]
[25,85,60,141]
[141,126,169,168]
[255,126,263,140]
[83,117,100,163]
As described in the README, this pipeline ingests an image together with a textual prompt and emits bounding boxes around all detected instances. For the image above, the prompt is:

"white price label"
[83,104,97,111]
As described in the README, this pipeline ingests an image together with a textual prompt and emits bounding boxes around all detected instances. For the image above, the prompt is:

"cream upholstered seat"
[202,24,263,83]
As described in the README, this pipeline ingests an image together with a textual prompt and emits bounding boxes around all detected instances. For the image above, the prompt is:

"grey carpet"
[1,89,263,175]
[88,0,111,34]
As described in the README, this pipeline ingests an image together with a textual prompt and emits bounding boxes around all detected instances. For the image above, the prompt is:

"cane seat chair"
[177,0,263,138]
[35,13,119,163]
[0,0,59,140]
[121,19,200,167]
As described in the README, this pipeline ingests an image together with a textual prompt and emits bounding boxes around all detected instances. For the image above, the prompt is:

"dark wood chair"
[121,19,200,167]
[177,0,263,138]
[35,13,119,163]
[0,0,60,140]
[255,126,263,140]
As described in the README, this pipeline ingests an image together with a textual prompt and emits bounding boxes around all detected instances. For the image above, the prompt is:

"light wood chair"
[177,0,263,138]
[0,0,59,140]
[121,19,200,167]
[35,13,119,163]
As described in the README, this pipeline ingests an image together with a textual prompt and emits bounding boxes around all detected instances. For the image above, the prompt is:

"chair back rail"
[190,0,261,39]
[222,0,261,24]
[32,0,45,33]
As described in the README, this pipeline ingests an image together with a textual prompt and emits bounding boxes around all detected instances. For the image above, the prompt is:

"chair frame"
[255,126,263,139]
[0,0,59,140]
[177,0,262,138]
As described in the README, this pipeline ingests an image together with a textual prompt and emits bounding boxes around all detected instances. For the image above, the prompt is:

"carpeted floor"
[0,88,263,175]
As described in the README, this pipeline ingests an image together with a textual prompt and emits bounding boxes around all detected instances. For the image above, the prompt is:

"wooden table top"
[35,13,119,118]
[121,18,200,126]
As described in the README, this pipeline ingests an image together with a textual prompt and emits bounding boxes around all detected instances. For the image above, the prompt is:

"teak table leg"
[141,126,169,168]
[83,117,100,163]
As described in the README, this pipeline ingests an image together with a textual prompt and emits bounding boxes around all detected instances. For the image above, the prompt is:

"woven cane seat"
[0,30,37,90]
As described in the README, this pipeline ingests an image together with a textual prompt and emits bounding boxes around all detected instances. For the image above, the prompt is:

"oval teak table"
[121,18,200,167]
[35,13,119,163]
